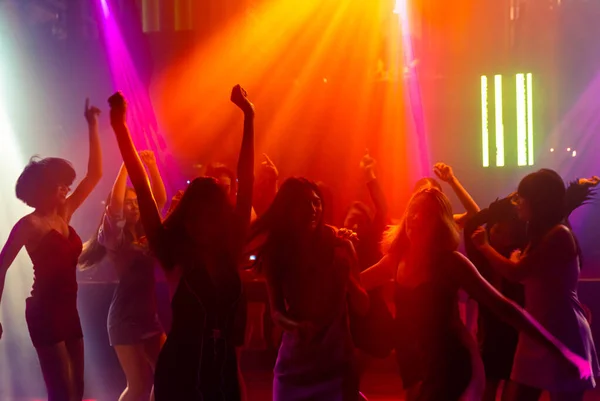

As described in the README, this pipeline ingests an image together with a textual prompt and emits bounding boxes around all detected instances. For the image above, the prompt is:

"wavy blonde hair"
[382,188,460,259]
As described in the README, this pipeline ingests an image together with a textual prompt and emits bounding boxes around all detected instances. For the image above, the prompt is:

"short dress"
[26,227,84,347]
[98,208,163,346]
[511,246,599,392]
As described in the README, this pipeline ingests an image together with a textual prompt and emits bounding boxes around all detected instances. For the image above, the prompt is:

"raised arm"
[230,85,255,246]
[361,151,388,232]
[434,163,479,227]
[139,150,168,211]
[452,251,588,375]
[360,254,396,290]
[108,93,163,250]
[109,163,128,214]
[472,224,576,282]
[64,99,103,221]
[0,218,32,339]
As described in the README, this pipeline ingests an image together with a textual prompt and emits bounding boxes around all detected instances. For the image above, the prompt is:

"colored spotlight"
[494,75,505,167]
[481,76,490,167]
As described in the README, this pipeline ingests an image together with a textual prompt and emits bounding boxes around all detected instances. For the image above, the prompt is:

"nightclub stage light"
[481,73,534,167]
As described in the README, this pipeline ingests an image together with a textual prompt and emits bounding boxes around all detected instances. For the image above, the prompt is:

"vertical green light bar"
[526,73,534,165]
[494,75,505,167]
[481,76,490,167]
[516,73,527,166]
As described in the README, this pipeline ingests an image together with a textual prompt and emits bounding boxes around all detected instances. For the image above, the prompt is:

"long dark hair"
[518,169,567,243]
[249,177,337,278]
[161,176,236,271]
[79,188,144,270]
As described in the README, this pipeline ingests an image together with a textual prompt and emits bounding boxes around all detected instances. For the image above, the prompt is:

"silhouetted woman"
[250,177,370,401]
[79,150,167,401]
[362,187,588,401]
[473,169,599,401]
[108,86,254,401]
[0,99,102,401]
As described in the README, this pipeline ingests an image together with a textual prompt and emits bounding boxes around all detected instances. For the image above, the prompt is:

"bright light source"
[481,76,489,167]
[494,75,505,167]
[572,150,577,157]
[567,147,571,152]
[550,148,554,152]
[100,0,109,18]
[526,73,534,165]
[516,73,527,166]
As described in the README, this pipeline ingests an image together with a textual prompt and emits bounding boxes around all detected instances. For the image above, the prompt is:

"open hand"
[433,162,455,183]
[471,227,489,249]
[84,98,101,126]
[108,91,127,126]
[510,249,522,263]
[579,176,600,187]
[230,85,254,114]
[139,150,157,166]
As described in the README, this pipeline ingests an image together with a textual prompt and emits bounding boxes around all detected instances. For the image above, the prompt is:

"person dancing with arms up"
[108,86,254,401]
[361,187,590,401]
[79,150,168,401]
[0,99,103,401]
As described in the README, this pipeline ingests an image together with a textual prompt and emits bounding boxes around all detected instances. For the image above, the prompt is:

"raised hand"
[471,226,489,249]
[84,98,101,126]
[579,176,600,187]
[108,91,127,127]
[259,154,278,179]
[433,162,455,183]
[230,84,254,115]
[139,150,157,166]
[360,150,376,171]
[337,228,359,244]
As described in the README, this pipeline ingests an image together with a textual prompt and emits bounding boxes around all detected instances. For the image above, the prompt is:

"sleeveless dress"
[98,209,163,345]
[26,227,84,348]
[511,248,599,392]
[154,253,246,401]
[273,243,356,401]
[394,256,484,401]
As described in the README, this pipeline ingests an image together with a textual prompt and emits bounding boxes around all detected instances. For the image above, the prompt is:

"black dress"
[394,256,478,400]
[154,252,246,401]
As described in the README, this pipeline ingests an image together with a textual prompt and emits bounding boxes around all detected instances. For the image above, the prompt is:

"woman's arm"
[361,152,389,232]
[109,163,128,213]
[472,225,576,282]
[434,163,479,226]
[231,85,255,247]
[64,99,103,221]
[453,251,586,368]
[139,150,168,211]
[108,93,163,253]
[344,240,370,316]
[0,218,32,339]
[360,254,396,291]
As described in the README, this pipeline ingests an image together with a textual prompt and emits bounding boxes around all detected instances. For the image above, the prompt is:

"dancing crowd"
[0,86,599,401]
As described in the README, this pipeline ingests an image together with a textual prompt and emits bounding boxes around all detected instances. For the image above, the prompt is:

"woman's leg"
[236,347,248,401]
[502,381,542,401]
[142,333,166,401]
[65,338,85,401]
[35,341,78,401]
[549,391,585,401]
[114,344,154,401]
[483,379,501,401]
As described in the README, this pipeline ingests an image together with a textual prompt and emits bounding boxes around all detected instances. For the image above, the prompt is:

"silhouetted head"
[252,177,324,241]
[164,177,233,247]
[413,177,442,193]
[16,157,76,210]
[343,201,372,236]
[403,188,459,251]
[205,163,236,199]
[515,169,566,231]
